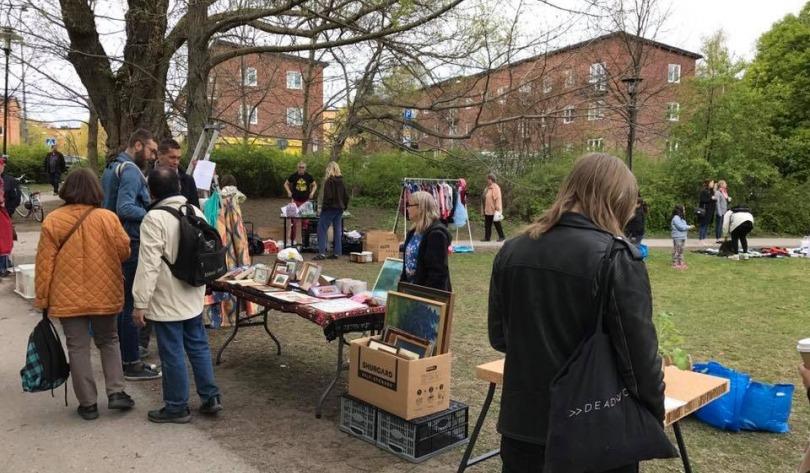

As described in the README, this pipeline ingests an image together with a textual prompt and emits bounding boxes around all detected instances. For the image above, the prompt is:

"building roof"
[211,39,329,67]
[430,31,702,89]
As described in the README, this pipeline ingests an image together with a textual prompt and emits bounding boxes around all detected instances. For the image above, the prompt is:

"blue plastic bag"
[739,381,794,433]
[452,202,468,228]
[692,361,751,432]
[638,244,649,259]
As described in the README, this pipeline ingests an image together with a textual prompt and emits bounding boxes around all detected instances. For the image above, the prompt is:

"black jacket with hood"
[401,221,452,291]
[488,212,664,445]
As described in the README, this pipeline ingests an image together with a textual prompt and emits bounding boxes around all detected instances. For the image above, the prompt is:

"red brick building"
[413,32,701,157]
[209,41,326,153]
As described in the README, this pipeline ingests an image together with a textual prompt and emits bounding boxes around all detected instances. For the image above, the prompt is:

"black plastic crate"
[376,401,469,463]
[339,395,377,444]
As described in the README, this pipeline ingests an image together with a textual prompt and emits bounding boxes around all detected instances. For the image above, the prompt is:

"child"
[671,205,694,269]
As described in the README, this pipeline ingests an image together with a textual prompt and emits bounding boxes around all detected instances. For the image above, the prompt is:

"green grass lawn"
[442,248,810,473]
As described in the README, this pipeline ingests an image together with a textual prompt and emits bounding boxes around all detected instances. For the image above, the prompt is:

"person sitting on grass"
[132,167,222,424]
[670,205,694,270]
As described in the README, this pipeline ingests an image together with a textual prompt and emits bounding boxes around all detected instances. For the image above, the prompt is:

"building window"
[518,119,530,139]
[286,71,303,89]
[586,138,604,151]
[496,86,506,104]
[277,138,288,150]
[562,106,574,124]
[540,114,547,128]
[519,84,532,94]
[464,97,474,110]
[666,102,680,122]
[238,104,257,125]
[666,139,680,156]
[589,62,607,91]
[243,67,257,87]
[286,107,303,126]
[543,77,552,94]
[587,100,606,121]
[564,69,575,88]
[563,143,574,153]
[668,64,681,84]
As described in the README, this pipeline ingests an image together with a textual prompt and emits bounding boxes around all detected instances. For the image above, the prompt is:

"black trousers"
[501,437,639,473]
[49,172,61,193]
[139,319,152,349]
[485,214,505,241]
[731,221,753,254]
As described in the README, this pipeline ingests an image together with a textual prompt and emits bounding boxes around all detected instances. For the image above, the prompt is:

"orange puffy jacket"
[35,204,131,317]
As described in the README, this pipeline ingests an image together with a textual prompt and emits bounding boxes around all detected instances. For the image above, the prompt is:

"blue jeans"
[317,208,343,255]
[119,254,141,364]
[698,220,710,240]
[715,214,723,240]
[0,255,8,272]
[153,315,219,413]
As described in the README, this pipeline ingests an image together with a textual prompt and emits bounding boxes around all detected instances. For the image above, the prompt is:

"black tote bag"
[544,241,678,472]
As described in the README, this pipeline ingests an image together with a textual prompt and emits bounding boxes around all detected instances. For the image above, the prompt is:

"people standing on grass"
[723,205,754,258]
[624,194,648,247]
[0,156,17,277]
[714,180,731,242]
[488,153,664,473]
[401,190,452,291]
[35,169,135,421]
[697,179,715,244]
[315,162,349,261]
[284,161,317,247]
[101,128,161,381]
[482,173,506,242]
[43,144,66,196]
[132,167,222,424]
[671,205,695,270]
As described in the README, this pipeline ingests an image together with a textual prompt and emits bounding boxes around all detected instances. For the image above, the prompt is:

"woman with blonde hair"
[401,190,452,291]
[488,153,666,472]
[315,161,349,260]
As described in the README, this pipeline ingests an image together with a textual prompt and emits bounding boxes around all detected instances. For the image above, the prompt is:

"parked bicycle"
[15,175,44,222]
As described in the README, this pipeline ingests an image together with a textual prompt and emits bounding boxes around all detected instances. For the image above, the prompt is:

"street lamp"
[621,76,643,172]
[0,26,22,157]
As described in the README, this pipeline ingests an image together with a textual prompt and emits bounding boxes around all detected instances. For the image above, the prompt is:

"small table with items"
[456,360,729,473]
[280,215,352,251]
[210,280,385,418]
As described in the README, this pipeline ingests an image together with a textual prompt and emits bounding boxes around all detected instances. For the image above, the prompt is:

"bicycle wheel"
[33,205,44,222]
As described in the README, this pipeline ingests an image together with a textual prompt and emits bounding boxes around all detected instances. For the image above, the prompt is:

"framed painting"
[371,258,403,302]
[299,262,322,291]
[396,282,454,354]
[384,291,447,357]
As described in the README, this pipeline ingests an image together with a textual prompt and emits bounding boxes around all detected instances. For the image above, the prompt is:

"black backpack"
[156,204,228,286]
[20,311,70,403]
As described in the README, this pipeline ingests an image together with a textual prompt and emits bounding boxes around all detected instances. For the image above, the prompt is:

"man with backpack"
[132,167,223,424]
[101,129,161,381]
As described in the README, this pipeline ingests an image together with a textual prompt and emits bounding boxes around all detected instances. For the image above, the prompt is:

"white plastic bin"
[14,264,35,299]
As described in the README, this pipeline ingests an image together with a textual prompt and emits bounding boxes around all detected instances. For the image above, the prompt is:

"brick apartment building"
[412,32,701,157]
[209,40,326,153]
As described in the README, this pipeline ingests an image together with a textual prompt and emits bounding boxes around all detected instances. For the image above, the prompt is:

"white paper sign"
[192,160,216,191]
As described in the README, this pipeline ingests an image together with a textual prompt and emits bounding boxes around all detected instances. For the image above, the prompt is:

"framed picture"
[371,258,404,302]
[270,272,290,289]
[253,264,271,285]
[368,339,398,355]
[383,327,432,359]
[384,292,447,357]
[286,262,298,281]
[299,262,322,291]
[266,291,321,304]
[309,285,345,299]
[273,261,289,275]
[396,282,455,354]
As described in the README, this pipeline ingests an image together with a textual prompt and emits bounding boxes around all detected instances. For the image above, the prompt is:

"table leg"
[457,382,499,473]
[263,310,282,355]
[215,297,242,365]
[315,335,346,419]
[673,421,693,473]
[283,217,288,248]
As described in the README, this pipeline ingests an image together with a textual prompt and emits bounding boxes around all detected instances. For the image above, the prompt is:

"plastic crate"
[376,400,469,463]
[339,395,377,444]
[14,264,35,299]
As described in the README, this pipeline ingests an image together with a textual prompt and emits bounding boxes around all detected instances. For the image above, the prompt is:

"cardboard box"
[350,251,374,263]
[348,336,451,420]
[364,231,401,262]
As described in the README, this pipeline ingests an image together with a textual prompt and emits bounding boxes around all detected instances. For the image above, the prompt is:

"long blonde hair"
[526,153,638,238]
[324,161,342,180]
[409,191,440,234]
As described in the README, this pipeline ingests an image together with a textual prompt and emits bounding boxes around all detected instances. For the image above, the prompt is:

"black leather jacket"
[401,221,452,291]
[488,212,665,444]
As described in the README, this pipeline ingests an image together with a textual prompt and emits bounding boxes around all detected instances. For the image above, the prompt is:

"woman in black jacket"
[315,161,349,260]
[489,153,664,473]
[697,179,715,244]
[401,190,451,291]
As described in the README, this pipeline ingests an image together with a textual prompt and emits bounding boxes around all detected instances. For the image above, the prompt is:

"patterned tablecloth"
[209,280,385,340]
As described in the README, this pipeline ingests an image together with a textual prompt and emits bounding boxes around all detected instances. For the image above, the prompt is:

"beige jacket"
[483,183,502,216]
[133,195,205,322]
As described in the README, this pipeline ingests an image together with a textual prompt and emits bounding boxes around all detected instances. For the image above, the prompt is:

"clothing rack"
[393,177,474,252]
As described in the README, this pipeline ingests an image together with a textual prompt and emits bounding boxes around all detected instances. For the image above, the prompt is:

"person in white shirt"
[722,206,754,256]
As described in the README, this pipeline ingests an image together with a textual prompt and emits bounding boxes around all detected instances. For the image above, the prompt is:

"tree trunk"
[87,103,99,172]
[185,0,211,159]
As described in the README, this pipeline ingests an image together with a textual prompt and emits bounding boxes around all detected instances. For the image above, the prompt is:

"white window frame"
[668,64,681,84]
[667,102,680,122]
[667,139,680,155]
[243,67,257,87]
[496,86,506,104]
[286,71,303,90]
[586,138,604,151]
[542,77,553,94]
[562,106,574,124]
[238,104,258,125]
[564,69,575,88]
[587,100,606,121]
[464,97,474,110]
[519,84,532,94]
[589,62,607,91]
[518,119,530,139]
[286,107,303,126]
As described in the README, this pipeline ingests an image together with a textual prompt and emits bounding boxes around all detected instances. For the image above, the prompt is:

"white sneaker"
[728,254,740,260]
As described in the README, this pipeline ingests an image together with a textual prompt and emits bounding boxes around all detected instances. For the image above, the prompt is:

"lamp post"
[621,76,642,172]
[0,27,21,157]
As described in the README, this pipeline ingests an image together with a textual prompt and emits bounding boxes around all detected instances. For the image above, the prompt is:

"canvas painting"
[372,258,403,302]
[397,282,455,355]
[384,292,447,356]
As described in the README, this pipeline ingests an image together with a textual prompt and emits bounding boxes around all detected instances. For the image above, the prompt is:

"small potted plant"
[655,311,692,370]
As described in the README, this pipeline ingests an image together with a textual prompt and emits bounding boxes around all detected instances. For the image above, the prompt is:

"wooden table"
[457,359,729,473]
[210,280,385,418]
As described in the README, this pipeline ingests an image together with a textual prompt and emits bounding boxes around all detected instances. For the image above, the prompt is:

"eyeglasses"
[406,204,418,208]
